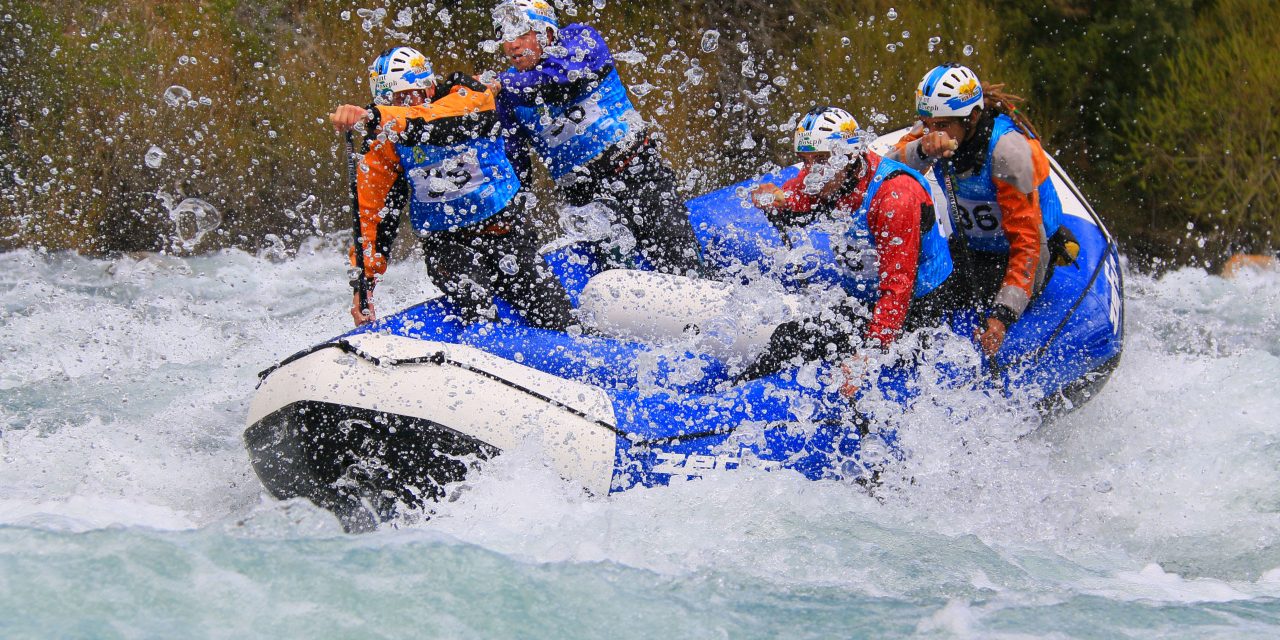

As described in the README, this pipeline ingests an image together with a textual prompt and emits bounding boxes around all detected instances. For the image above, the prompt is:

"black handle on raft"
[346,130,370,316]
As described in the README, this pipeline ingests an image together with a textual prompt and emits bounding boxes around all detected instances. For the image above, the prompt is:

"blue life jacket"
[506,68,638,180]
[782,157,952,303]
[395,135,520,233]
[932,113,1062,253]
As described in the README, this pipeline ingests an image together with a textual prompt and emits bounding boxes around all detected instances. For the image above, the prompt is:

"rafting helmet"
[493,0,560,42]
[915,63,984,118]
[794,107,863,155]
[368,47,435,105]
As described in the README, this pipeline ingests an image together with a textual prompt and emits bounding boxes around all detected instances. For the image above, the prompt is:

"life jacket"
[393,115,521,233]
[506,67,639,180]
[782,157,953,303]
[933,113,1062,253]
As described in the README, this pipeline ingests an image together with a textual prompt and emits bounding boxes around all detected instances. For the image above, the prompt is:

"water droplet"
[885,43,897,52]
[394,7,414,28]
[198,96,212,106]
[166,197,222,250]
[499,254,519,275]
[902,30,910,38]
[886,7,898,20]
[928,36,941,52]
[684,65,705,86]
[144,146,166,168]
[40,155,52,164]
[962,44,975,56]
[614,50,646,65]
[841,36,851,46]
[593,0,607,8]
[700,29,720,53]
[163,85,192,108]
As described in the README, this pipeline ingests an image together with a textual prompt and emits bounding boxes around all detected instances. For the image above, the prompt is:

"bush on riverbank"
[0,0,1273,266]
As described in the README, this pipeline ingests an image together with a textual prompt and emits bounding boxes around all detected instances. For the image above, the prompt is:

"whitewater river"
[2,243,1278,638]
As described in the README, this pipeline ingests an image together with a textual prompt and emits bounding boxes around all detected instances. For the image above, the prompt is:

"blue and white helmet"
[368,46,435,105]
[492,0,560,42]
[794,107,862,155]
[915,63,984,118]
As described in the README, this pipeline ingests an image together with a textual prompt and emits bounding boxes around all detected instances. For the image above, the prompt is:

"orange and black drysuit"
[890,111,1066,330]
[350,73,573,329]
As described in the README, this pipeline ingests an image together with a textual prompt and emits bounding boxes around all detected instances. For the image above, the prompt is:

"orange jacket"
[349,84,502,281]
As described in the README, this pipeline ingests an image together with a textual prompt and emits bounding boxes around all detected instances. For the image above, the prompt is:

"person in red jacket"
[739,107,955,381]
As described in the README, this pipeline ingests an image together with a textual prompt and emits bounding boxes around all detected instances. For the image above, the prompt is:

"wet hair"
[981,82,1039,139]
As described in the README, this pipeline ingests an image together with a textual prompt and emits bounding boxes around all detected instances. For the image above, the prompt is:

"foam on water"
[2,248,1279,637]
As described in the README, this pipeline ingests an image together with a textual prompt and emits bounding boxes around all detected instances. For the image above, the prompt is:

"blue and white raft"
[244,130,1125,530]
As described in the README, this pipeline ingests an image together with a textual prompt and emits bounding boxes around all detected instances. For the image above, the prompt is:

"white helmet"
[915,63,984,118]
[794,107,863,155]
[368,47,435,104]
[492,0,560,42]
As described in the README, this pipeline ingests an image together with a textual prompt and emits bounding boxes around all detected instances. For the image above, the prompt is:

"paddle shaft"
[346,131,369,315]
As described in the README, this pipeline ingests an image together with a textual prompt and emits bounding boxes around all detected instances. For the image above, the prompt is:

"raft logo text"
[652,449,781,478]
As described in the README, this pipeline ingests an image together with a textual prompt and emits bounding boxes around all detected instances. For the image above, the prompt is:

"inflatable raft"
[244,130,1124,530]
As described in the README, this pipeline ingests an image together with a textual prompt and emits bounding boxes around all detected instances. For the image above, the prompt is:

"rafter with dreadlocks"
[887,63,1080,359]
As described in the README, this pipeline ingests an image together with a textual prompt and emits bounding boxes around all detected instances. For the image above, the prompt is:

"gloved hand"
[751,183,796,230]
[838,354,871,399]
[918,131,959,159]
[351,289,376,326]
[975,316,1007,357]
[330,104,371,132]
[751,183,786,209]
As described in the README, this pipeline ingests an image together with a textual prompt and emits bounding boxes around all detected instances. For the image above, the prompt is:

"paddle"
[938,163,1002,375]
[345,130,370,319]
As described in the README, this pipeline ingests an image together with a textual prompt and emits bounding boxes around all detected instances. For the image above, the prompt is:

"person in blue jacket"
[487,0,704,277]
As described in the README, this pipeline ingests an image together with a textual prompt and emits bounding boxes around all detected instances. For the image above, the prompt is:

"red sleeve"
[863,175,927,348]
[779,170,817,214]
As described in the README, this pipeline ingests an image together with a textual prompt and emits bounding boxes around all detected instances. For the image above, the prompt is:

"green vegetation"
[0,0,1274,267]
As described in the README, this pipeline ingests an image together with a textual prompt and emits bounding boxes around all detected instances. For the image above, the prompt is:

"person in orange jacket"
[329,46,574,330]
[887,63,1074,357]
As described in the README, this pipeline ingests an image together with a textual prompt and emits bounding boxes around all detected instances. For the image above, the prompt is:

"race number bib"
[408,154,486,204]
[953,196,1004,239]
[539,97,607,148]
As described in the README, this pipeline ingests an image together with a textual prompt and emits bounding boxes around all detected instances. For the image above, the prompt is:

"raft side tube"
[578,269,805,363]
[244,334,620,523]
